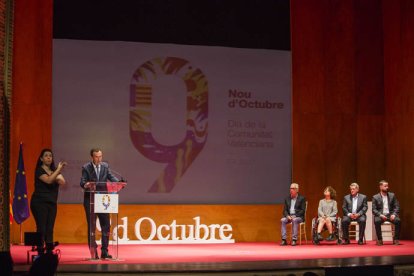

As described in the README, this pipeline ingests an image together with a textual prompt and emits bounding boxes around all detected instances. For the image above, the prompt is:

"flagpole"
[19,223,23,245]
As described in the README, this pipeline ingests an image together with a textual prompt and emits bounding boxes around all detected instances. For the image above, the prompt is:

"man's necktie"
[96,166,100,181]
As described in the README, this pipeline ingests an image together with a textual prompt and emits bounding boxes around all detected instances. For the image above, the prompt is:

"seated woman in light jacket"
[316,186,338,241]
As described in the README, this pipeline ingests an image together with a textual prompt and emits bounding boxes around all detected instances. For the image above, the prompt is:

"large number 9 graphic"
[130,57,208,192]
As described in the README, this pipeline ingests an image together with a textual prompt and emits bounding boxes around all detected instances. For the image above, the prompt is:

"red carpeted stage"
[10,241,414,275]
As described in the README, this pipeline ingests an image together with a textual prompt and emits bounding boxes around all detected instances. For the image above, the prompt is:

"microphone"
[109,168,127,183]
[107,168,127,193]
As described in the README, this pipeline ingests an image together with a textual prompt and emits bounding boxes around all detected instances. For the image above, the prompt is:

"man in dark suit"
[280,183,306,246]
[80,148,119,259]
[372,180,401,245]
[341,182,368,245]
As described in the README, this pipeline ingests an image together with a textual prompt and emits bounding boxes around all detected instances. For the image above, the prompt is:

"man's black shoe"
[101,251,112,259]
[358,239,364,245]
[342,239,350,245]
[90,248,99,260]
[280,239,287,246]
[376,240,383,246]
[393,240,400,245]
[291,240,297,246]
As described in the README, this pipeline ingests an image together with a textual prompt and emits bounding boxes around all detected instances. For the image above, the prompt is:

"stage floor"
[10,241,414,275]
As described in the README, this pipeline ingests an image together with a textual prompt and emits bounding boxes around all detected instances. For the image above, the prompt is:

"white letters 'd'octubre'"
[109,216,234,244]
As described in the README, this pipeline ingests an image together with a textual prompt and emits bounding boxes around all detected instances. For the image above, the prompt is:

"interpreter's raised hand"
[57,161,67,171]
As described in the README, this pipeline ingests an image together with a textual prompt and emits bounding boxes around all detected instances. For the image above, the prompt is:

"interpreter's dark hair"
[324,186,337,200]
[90,148,102,156]
[36,148,56,171]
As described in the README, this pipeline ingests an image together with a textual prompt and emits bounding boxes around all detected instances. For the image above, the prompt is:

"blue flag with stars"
[12,143,30,224]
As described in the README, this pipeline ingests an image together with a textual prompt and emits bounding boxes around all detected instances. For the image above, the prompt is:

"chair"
[287,201,308,245]
[380,221,395,242]
[311,216,342,245]
[298,217,307,245]
[349,221,366,243]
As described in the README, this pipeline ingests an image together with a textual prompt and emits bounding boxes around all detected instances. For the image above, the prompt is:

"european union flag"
[12,143,30,224]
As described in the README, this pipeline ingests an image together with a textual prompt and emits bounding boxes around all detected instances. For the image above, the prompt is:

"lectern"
[86,181,126,260]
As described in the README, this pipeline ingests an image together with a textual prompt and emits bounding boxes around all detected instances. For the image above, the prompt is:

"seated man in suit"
[341,182,368,245]
[280,183,306,246]
[372,180,401,245]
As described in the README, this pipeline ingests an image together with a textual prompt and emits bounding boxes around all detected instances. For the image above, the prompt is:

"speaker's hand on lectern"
[84,182,91,189]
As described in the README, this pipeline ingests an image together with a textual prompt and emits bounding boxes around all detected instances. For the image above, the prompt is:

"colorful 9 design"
[130,57,208,192]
